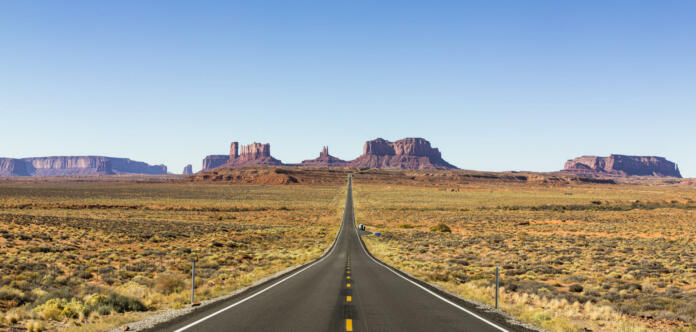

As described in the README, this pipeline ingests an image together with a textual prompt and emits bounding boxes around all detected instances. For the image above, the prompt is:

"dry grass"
[0,182,344,331]
[3,168,695,332]
[354,180,696,332]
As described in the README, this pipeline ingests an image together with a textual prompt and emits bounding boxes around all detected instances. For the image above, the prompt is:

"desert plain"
[0,168,695,332]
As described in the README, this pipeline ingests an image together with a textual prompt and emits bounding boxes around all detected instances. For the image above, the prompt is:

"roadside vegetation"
[354,181,696,332]
[0,182,343,331]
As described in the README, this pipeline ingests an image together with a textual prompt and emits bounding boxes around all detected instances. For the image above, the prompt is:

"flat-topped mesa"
[202,155,229,171]
[350,138,457,170]
[563,154,682,178]
[363,138,396,155]
[107,158,167,175]
[0,156,167,176]
[300,146,348,167]
[0,158,29,176]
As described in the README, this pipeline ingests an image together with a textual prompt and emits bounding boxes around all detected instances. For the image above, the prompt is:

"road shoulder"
[356,231,546,332]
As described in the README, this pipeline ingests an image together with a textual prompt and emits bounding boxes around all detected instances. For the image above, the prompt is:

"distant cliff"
[202,142,282,171]
[563,155,681,178]
[224,142,283,168]
[349,138,457,170]
[202,155,229,171]
[0,158,29,176]
[0,156,167,176]
[200,138,456,171]
[182,164,193,175]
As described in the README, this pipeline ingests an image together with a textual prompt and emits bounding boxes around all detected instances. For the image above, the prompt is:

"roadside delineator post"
[495,265,499,309]
[191,259,196,304]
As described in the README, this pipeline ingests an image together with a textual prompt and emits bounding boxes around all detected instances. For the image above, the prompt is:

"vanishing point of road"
[151,176,521,332]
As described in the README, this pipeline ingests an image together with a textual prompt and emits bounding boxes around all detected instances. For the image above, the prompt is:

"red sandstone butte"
[562,154,681,178]
[348,138,457,170]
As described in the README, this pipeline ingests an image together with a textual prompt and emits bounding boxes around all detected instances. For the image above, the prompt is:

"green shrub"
[0,286,26,304]
[429,223,451,233]
[569,284,584,293]
[33,298,86,321]
[154,274,186,294]
[32,288,73,307]
[398,224,414,229]
[25,319,45,332]
[3,311,20,324]
[86,293,147,313]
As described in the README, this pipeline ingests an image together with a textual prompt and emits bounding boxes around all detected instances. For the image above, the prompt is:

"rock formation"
[202,155,229,171]
[106,158,167,175]
[0,156,167,176]
[237,142,271,161]
[348,138,457,170]
[0,158,29,176]
[202,141,282,171]
[202,138,457,171]
[563,155,681,178]
[225,142,282,167]
[300,146,348,167]
[182,164,193,175]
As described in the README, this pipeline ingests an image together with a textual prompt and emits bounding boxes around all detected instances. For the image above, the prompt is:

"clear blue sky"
[1,1,694,176]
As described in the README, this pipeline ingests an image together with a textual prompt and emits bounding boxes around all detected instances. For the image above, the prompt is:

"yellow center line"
[347,283,351,288]
[346,319,353,331]
[347,276,350,279]
[347,296,352,302]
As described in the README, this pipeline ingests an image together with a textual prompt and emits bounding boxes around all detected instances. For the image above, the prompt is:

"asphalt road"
[153,176,517,332]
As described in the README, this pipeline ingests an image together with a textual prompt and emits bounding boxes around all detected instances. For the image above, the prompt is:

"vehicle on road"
[358,223,365,231]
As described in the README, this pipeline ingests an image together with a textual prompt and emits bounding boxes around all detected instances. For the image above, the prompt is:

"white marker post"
[495,265,499,309]
[191,260,196,304]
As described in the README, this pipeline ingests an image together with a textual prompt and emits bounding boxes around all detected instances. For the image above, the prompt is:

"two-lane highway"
[153,176,513,331]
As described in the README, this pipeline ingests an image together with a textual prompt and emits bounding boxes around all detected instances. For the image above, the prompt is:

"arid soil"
[2,169,694,331]
[0,181,343,331]
[353,179,696,332]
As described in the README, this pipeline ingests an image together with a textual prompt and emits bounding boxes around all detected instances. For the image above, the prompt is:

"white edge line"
[173,184,350,332]
[352,209,510,332]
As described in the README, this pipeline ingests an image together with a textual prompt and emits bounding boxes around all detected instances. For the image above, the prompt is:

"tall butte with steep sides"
[182,164,193,175]
[200,137,456,171]
[563,154,681,178]
[349,138,457,170]
[201,142,283,170]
